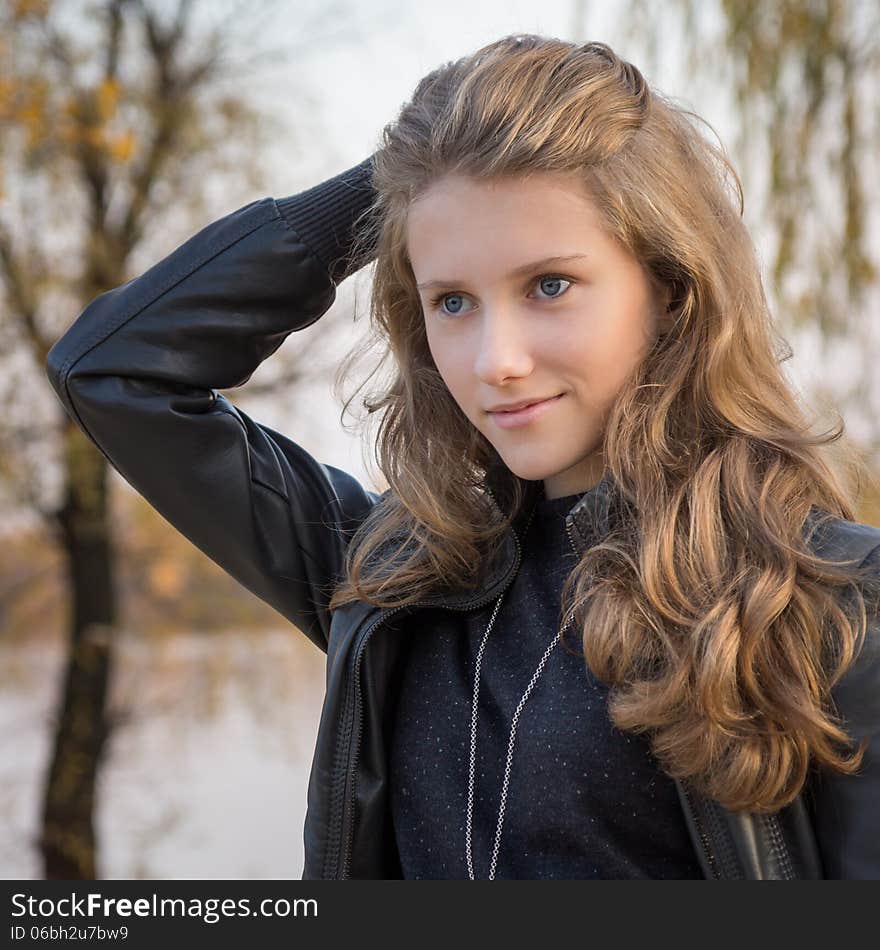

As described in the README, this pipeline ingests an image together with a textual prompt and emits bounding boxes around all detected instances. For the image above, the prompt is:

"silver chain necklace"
[465,500,575,880]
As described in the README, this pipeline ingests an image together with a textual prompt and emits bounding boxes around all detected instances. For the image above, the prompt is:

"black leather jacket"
[45,160,880,879]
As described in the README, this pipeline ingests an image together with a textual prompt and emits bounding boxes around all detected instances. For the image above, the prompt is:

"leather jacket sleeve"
[45,157,380,653]
[808,539,880,878]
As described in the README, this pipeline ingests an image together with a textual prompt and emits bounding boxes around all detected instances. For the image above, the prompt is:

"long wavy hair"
[326,34,879,814]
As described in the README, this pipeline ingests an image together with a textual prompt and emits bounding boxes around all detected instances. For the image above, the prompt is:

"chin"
[492,456,555,483]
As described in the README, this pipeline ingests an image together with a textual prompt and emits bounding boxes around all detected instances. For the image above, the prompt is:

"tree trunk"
[40,421,118,879]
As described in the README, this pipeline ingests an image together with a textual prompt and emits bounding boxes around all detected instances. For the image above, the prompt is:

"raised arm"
[45,156,381,652]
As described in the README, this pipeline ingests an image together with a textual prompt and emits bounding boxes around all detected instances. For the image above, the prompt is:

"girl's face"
[406,170,671,500]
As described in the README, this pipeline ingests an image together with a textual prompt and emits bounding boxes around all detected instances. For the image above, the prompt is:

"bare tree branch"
[104,0,126,79]
[0,222,51,363]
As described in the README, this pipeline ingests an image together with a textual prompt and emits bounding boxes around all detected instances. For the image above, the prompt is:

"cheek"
[426,332,471,400]
[585,311,652,364]
[564,320,649,402]
[426,333,466,389]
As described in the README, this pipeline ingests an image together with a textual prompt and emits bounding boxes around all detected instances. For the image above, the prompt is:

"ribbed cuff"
[275,155,379,285]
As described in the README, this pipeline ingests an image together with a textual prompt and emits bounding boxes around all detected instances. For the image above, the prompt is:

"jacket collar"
[428,469,621,610]
[563,469,620,549]
[503,469,620,546]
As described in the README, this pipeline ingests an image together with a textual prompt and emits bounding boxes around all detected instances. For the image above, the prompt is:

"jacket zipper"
[679,784,723,879]
[565,517,580,559]
[762,812,795,879]
[334,601,410,879]
[334,507,527,879]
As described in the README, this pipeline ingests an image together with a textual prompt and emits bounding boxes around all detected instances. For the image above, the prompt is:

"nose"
[472,309,534,386]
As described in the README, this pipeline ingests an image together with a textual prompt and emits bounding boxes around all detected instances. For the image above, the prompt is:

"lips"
[488,392,565,428]
[488,394,562,413]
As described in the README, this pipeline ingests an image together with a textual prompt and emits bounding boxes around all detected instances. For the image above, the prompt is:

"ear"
[655,285,676,335]
[657,307,675,335]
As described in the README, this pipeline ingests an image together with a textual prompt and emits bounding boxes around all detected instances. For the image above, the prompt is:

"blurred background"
[1,0,878,879]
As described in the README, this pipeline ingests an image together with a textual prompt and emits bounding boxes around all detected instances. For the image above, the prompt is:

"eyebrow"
[415,254,590,291]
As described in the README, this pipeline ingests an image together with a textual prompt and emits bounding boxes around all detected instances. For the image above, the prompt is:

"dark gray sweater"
[389,483,704,879]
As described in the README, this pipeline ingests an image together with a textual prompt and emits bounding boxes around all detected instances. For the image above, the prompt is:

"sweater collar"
[441,469,620,609]
[369,470,621,611]
[502,469,619,544]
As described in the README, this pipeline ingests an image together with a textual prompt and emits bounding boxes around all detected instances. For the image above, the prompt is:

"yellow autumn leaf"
[0,78,12,117]
[96,77,120,121]
[86,126,105,148]
[18,98,44,127]
[13,0,50,20]
[149,559,185,598]
[109,129,136,163]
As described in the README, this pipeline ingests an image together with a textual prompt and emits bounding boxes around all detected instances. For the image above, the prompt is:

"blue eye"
[429,274,574,318]
[535,276,570,299]
[434,292,470,316]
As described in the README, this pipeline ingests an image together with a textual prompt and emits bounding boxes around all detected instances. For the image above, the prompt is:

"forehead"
[405,170,613,269]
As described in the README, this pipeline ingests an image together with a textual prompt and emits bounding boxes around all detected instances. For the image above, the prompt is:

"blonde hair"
[328,35,879,813]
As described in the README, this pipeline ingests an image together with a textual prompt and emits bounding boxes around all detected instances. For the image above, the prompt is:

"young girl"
[46,36,880,879]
